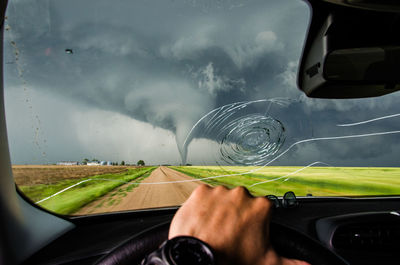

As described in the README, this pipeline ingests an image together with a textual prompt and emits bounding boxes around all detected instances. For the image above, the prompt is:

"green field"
[18,165,400,215]
[19,167,156,215]
[170,166,400,197]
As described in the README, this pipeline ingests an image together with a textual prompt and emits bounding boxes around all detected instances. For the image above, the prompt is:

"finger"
[188,184,213,202]
[169,184,214,238]
[232,186,253,198]
[253,196,273,220]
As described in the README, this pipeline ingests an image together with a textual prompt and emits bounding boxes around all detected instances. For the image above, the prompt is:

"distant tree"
[137,160,145,166]
[121,160,125,166]
[92,158,99,162]
[82,158,89,165]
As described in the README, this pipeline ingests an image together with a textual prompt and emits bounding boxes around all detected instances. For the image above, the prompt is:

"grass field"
[18,166,155,215]
[14,165,400,215]
[79,169,155,212]
[170,166,400,197]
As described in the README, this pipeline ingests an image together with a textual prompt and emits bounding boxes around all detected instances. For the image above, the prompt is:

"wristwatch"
[141,236,215,265]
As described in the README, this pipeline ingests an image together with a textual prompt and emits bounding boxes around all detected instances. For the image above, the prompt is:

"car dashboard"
[21,196,400,265]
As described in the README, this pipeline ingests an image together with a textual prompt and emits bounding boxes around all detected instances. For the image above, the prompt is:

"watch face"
[168,237,214,265]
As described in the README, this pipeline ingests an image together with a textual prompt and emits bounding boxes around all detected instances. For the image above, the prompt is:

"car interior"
[1,0,400,265]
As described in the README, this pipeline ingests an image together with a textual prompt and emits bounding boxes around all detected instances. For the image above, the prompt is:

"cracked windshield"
[4,0,400,216]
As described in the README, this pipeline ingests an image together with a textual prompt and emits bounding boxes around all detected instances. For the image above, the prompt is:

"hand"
[169,184,309,265]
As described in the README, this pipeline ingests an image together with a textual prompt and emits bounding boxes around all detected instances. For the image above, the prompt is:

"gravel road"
[75,166,200,215]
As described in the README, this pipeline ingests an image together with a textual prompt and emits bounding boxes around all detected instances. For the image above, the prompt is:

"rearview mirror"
[298,1,400,98]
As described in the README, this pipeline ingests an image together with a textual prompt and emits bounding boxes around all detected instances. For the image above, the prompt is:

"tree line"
[81,158,146,166]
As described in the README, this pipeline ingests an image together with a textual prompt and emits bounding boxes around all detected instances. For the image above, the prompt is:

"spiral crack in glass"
[218,114,285,165]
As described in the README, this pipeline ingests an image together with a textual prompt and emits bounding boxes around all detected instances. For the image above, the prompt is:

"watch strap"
[142,236,215,265]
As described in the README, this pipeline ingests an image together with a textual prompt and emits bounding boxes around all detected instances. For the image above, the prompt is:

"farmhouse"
[87,162,100,166]
[56,161,79,166]
[87,161,113,166]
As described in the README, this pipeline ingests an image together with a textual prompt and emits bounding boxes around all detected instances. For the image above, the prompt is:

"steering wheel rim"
[94,221,347,265]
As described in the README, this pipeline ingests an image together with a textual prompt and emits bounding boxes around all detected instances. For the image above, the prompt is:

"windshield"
[4,0,400,216]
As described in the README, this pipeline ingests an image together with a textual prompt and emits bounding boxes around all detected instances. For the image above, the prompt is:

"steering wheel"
[94,221,347,265]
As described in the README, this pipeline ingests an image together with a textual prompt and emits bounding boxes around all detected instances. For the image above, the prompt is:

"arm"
[169,184,310,265]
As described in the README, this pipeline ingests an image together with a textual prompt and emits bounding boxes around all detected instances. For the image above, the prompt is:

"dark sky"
[4,0,400,167]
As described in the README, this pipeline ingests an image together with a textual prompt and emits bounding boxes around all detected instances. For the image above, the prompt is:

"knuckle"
[198,183,210,191]
[214,185,228,193]
[232,186,250,197]
[254,196,272,208]
[233,186,246,192]
[191,184,210,198]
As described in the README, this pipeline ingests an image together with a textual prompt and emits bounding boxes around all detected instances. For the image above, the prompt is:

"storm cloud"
[4,0,400,166]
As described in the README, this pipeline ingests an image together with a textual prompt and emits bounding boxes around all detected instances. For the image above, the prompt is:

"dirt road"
[75,166,200,215]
